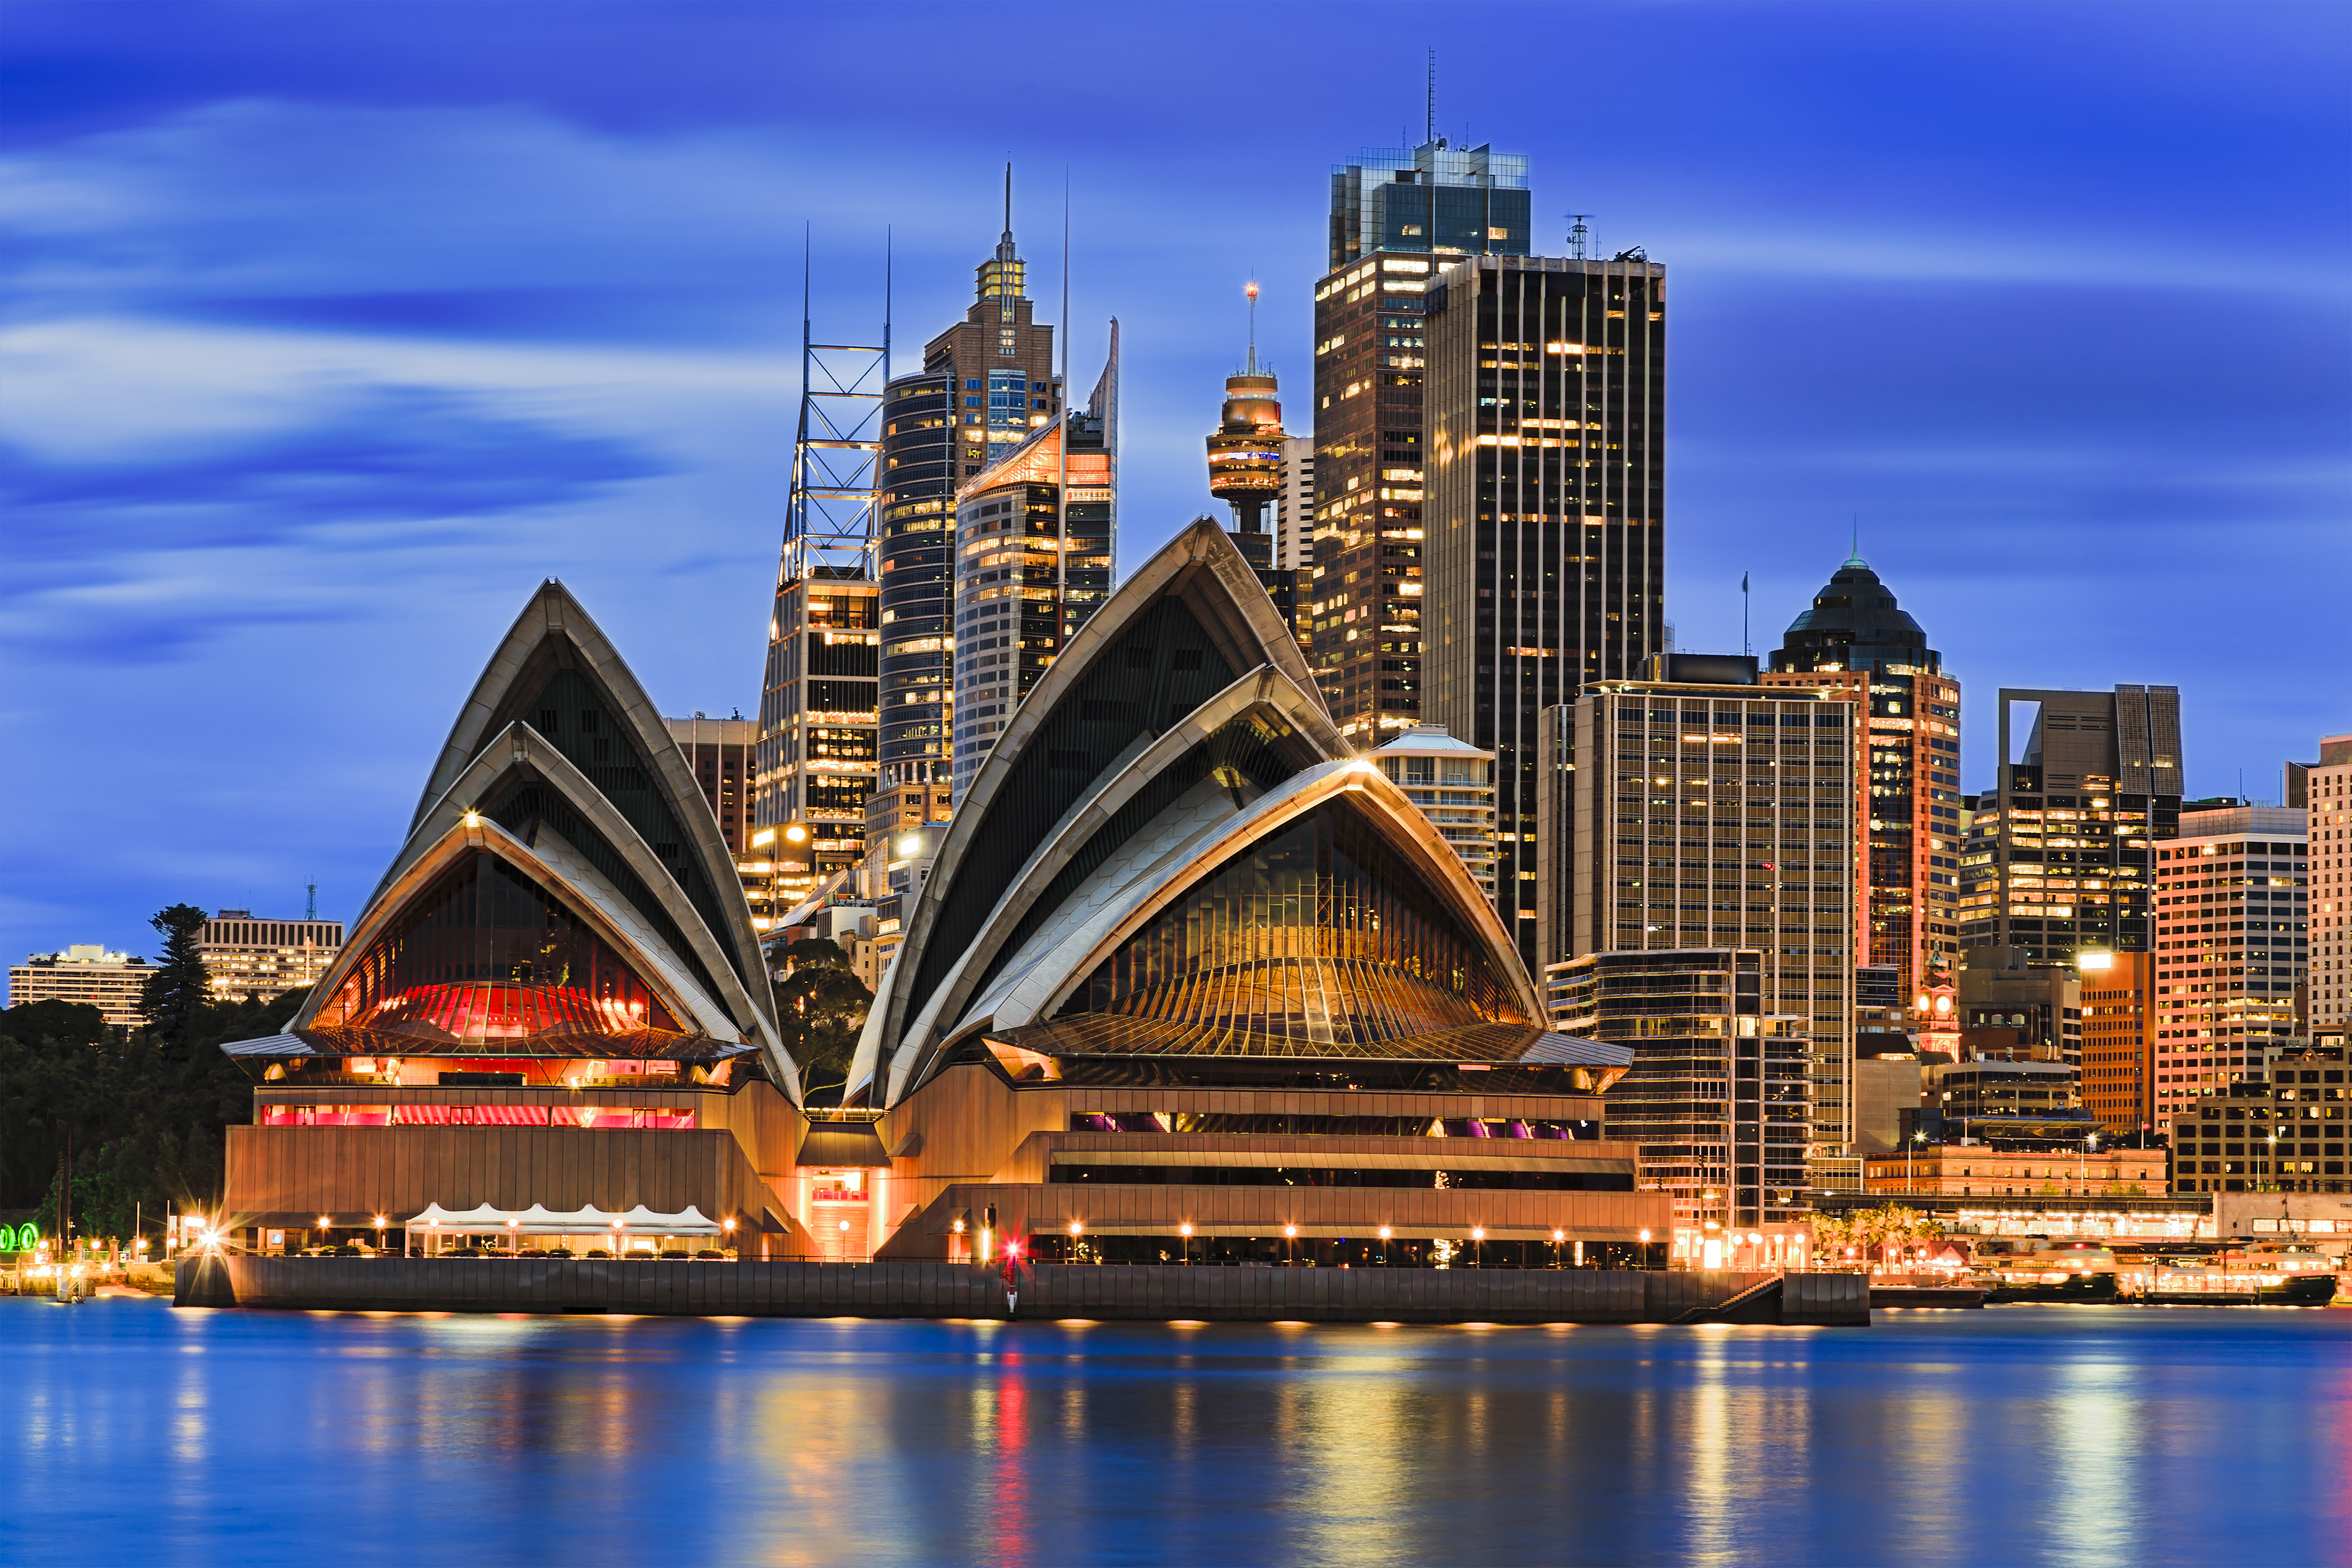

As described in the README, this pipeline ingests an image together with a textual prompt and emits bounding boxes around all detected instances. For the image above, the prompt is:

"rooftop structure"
[195,910,342,1004]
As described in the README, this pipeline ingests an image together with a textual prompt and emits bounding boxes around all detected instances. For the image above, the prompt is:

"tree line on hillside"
[0,906,301,1245]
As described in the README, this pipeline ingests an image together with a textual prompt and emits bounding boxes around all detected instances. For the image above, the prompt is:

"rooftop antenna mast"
[1245,277,1259,373]
[304,883,318,921]
[1568,214,1591,260]
[1425,48,1436,144]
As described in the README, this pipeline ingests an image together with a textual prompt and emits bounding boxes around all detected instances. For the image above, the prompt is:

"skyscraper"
[1959,685,2182,963]
[2303,734,2352,1029]
[2152,803,2308,1125]
[1424,250,1667,961]
[1761,554,1963,999]
[949,332,1118,803]
[1310,137,1532,745]
[869,176,1063,916]
[1537,679,1860,1156]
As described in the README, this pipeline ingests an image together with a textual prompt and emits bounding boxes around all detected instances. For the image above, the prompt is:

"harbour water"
[5,1297,2346,1566]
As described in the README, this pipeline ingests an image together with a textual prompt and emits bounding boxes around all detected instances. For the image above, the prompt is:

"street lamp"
[1284,1223,1298,1267]
[1377,1225,1392,1268]
[1178,1221,1193,1266]
[1552,1228,1566,1270]
[1471,1226,1485,1270]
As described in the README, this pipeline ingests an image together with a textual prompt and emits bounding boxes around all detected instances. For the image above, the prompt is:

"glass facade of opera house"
[215,533,1672,1268]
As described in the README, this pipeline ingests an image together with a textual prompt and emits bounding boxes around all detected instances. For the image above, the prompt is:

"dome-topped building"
[1770,552,1940,676]
[1759,552,1963,1008]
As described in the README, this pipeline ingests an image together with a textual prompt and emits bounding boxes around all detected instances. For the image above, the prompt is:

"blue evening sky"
[2,0,2346,960]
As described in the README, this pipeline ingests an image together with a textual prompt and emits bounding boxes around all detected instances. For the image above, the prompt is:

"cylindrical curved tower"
[1206,282,1286,535]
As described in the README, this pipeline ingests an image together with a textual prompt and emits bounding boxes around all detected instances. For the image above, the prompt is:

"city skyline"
[2,1,2347,963]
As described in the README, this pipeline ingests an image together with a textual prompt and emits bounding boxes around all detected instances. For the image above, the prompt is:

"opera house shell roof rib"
[228,581,796,1097]
[857,519,1618,1109]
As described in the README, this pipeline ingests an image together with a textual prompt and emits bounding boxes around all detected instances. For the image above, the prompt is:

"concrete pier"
[174,1255,1867,1325]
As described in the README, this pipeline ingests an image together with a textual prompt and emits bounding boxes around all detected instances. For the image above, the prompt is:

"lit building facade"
[8,945,150,1028]
[1370,723,1496,902]
[2168,1045,2347,1196]
[1424,253,1668,962]
[1275,433,1315,573]
[2305,734,2352,1028]
[949,337,1118,805]
[197,911,343,1003]
[1204,330,1309,657]
[1959,684,2182,964]
[1761,554,1962,998]
[1537,680,1859,1154]
[1311,137,1533,746]
[871,189,1066,895]
[852,520,1663,1267]
[1556,948,1809,1235]
[2078,950,2156,1135]
[2153,804,2307,1126]
[757,578,880,907]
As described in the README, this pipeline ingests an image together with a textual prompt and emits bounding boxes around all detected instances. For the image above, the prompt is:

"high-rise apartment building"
[1556,948,1809,1236]
[1424,252,1667,962]
[8,945,150,1028]
[949,338,1119,803]
[1275,433,1315,573]
[1761,554,1962,998]
[1370,723,1497,902]
[1537,680,1859,1153]
[196,909,343,1003]
[2153,804,2308,1127]
[1310,137,1532,746]
[1959,685,2182,963]
[870,187,1065,913]
[2304,734,2352,1028]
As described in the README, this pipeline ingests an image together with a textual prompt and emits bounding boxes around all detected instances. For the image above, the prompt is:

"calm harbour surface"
[4,1296,2346,1567]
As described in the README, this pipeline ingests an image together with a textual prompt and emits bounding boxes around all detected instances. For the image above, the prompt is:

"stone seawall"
[176,1256,1867,1325]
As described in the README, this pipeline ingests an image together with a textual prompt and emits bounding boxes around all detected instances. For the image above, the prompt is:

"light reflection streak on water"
[2048,1355,2136,1567]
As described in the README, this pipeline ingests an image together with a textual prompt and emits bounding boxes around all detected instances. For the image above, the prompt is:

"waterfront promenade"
[171,1253,1869,1324]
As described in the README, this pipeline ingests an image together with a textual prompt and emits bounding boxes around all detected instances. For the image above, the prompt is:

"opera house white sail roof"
[855,520,1626,1109]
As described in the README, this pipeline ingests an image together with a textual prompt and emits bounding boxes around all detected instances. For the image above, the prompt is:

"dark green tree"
[140,904,211,1066]
[771,939,871,1104]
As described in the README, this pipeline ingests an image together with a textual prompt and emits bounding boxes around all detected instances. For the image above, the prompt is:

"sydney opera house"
[218,522,1667,1269]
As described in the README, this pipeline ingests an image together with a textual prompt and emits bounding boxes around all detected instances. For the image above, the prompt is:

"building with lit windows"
[2152,804,2307,1126]
[1310,136,1533,746]
[1535,679,1859,1156]
[1204,327,1309,656]
[196,911,343,1003]
[1275,433,1315,573]
[1554,948,1809,1239]
[1959,685,2182,964]
[8,945,150,1028]
[851,519,1662,1266]
[1370,723,1497,902]
[870,182,1067,903]
[2302,734,2352,1028]
[2078,950,2157,1134]
[758,579,879,906]
[1761,553,1962,999]
[1423,252,1667,963]
[2168,1044,2347,1195]
[949,332,1118,805]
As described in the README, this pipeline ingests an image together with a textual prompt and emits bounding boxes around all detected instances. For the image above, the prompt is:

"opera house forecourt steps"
[200,527,1866,1326]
